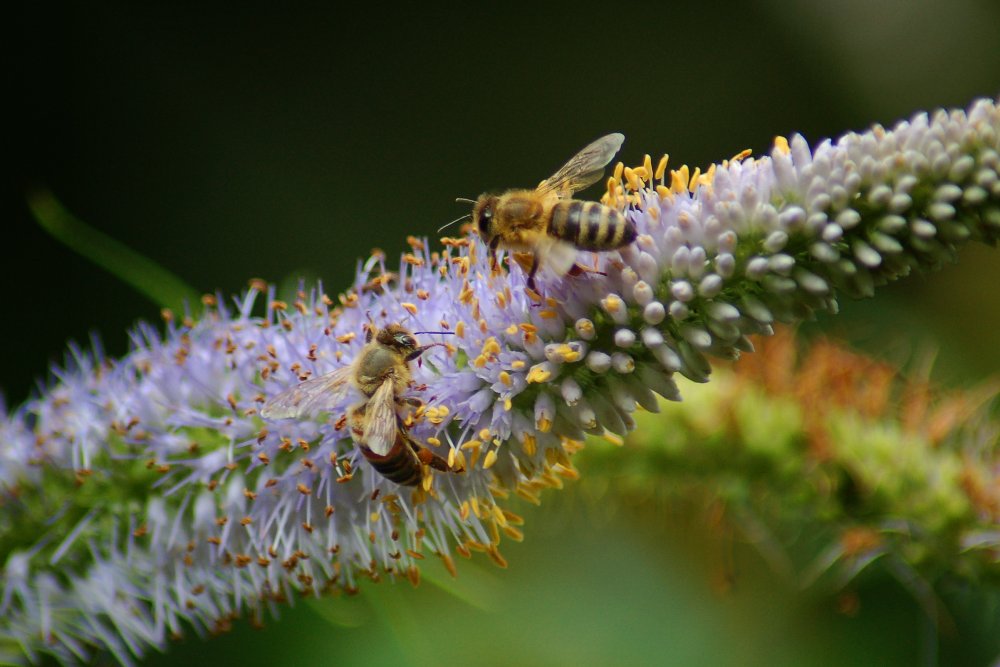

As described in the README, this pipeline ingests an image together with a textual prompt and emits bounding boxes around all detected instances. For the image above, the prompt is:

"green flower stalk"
[1,97,999,664]
[575,328,1000,609]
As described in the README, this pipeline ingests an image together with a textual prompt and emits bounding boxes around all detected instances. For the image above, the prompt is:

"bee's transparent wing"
[360,379,398,456]
[536,133,625,198]
[260,366,353,419]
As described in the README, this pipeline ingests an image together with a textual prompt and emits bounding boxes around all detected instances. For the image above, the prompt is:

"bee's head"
[377,324,418,353]
[471,195,497,241]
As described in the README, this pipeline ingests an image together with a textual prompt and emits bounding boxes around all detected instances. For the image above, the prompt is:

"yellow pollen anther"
[479,428,492,440]
[612,161,624,182]
[654,154,669,181]
[602,431,625,446]
[552,344,581,363]
[461,439,482,451]
[536,417,552,433]
[522,434,537,456]
[483,449,498,469]
[539,310,558,319]
[503,398,512,411]
[605,176,618,203]
[671,165,690,194]
[401,302,418,315]
[499,371,512,386]
[701,164,716,187]
[505,324,519,335]
[773,136,790,155]
[511,360,526,370]
[655,184,672,200]
[601,294,623,314]
[623,166,640,192]
[643,154,653,181]
[482,337,501,357]
[455,321,466,338]
[732,148,752,162]
[427,437,441,446]
[688,167,702,193]
[526,364,552,384]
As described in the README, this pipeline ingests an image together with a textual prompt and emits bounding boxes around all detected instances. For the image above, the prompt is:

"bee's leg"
[489,237,500,273]
[411,442,455,472]
[568,263,607,278]
[526,255,540,291]
[400,397,423,408]
[405,344,441,362]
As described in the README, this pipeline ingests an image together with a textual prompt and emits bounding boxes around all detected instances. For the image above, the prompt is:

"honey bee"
[466,133,636,290]
[261,323,455,486]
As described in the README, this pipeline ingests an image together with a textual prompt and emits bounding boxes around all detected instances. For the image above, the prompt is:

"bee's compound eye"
[396,334,416,349]
[477,205,493,238]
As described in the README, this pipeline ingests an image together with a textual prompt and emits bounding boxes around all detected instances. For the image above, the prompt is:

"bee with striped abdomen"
[261,323,456,486]
[466,133,637,290]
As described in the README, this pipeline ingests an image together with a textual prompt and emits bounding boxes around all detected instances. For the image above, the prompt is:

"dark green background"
[10,2,1000,665]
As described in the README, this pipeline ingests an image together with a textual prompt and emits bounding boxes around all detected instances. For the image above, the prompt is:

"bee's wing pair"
[260,365,399,458]
[531,132,625,277]
[260,365,354,419]
[359,380,399,457]
[536,133,624,198]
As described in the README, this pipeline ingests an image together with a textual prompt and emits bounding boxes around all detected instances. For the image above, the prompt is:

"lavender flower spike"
[2,97,1000,664]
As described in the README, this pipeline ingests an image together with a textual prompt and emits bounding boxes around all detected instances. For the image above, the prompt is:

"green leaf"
[26,188,200,312]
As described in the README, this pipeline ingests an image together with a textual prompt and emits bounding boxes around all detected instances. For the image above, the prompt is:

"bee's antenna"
[413,331,456,336]
[437,213,471,233]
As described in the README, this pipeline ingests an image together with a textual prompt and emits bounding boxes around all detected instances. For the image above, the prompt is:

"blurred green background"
[9,1,1000,665]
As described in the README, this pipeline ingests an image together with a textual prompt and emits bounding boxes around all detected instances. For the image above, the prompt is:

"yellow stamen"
[605,176,618,206]
[670,165,690,194]
[526,364,552,384]
[688,167,702,193]
[732,148,752,162]
[773,136,790,155]
[601,294,624,315]
[483,449,498,469]
[602,431,625,446]
[623,166,640,192]
[401,302,418,315]
[487,546,508,569]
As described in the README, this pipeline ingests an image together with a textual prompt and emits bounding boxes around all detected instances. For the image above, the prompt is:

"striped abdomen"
[548,201,636,251]
[361,435,423,486]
